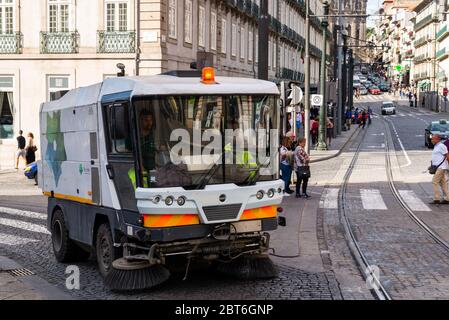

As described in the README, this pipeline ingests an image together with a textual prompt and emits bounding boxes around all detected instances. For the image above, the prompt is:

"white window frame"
[198,5,206,47]
[221,18,227,54]
[210,11,217,51]
[184,0,193,44]
[240,25,245,60]
[232,22,237,57]
[48,0,72,33]
[0,0,14,34]
[168,0,177,39]
[47,75,70,102]
[248,29,253,62]
[104,0,130,32]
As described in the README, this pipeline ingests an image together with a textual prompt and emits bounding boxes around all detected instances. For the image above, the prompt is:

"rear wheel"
[51,209,90,262]
[96,223,122,278]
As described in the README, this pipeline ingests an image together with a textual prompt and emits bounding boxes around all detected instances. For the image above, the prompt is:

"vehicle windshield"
[431,123,449,132]
[383,103,394,108]
[133,95,279,189]
[371,86,379,89]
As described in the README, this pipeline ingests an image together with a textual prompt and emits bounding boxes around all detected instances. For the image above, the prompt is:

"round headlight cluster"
[165,196,174,206]
[177,196,186,206]
[152,196,161,204]
[256,188,279,200]
[267,189,275,198]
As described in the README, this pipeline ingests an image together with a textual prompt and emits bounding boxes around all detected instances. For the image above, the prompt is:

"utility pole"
[348,49,354,112]
[342,33,348,126]
[336,0,344,134]
[258,0,269,81]
[305,0,311,153]
[317,1,329,151]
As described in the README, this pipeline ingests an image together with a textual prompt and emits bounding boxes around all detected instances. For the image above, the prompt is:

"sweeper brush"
[104,258,170,291]
[216,254,279,280]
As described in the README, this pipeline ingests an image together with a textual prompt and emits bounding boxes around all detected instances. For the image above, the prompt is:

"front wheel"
[51,209,90,262]
[96,223,121,278]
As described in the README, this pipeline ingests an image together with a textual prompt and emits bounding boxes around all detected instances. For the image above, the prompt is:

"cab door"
[102,99,138,212]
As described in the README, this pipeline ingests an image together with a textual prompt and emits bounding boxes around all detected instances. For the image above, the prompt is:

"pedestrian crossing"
[320,188,432,212]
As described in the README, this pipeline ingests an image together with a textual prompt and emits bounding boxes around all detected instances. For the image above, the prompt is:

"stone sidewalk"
[0,256,71,300]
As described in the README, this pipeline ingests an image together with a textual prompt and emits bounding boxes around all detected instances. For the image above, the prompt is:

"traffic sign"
[288,85,303,105]
[311,94,323,106]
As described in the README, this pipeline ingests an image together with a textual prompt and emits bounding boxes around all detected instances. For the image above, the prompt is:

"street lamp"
[317,1,330,151]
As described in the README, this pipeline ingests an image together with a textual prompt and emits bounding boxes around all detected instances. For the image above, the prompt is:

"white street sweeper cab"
[39,68,285,290]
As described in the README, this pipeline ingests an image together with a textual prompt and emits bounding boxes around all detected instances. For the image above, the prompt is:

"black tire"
[34,174,38,185]
[51,210,90,263]
[96,223,122,278]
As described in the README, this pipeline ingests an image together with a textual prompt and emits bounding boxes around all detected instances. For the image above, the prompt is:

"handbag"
[428,158,446,175]
[297,166,311,179]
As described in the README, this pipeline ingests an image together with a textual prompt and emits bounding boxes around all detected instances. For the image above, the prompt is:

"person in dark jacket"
[25,132,36,165]
[15,130,26,169]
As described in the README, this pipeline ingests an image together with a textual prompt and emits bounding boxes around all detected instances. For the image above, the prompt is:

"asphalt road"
[1,94,449,300]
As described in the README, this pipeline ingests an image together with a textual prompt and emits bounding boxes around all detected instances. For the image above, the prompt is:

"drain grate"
[7,268,35,277]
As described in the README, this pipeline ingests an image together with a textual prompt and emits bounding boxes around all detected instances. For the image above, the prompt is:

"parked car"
[24,162,38,184]
[365,81,372,88]
[359,86,368,95]
[369,86,381,95]
[381,101,396,115]
[379,83,390,92]
[425,120,449,148]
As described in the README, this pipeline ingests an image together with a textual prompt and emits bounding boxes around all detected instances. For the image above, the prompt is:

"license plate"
[232,220,262,233]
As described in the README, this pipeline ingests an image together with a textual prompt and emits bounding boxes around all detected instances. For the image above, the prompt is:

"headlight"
[177,196,186,206]
[165,196,174,206]
[256,190,265,200]
[267,189,275,198]
[152,196,161,204]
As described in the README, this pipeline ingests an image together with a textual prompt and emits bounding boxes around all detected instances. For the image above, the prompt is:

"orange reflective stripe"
[240,206,278,221]
[143,214,200,228]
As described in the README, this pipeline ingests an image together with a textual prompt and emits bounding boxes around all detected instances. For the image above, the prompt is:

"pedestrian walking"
[327,117,334,147]
[429,134,449,204]
[25,132,37,165]
[294,138,311,199]
[368,106,373,126]
[280,136,294,195]
[15,130,26,169]
[345,108,352,130]
[311,118,319,146]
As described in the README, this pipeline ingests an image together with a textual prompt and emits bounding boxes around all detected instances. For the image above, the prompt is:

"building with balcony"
[0,0,333,168]
[436,5,449,95]
[412,0,439,94]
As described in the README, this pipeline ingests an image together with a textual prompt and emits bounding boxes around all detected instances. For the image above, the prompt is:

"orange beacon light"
[201,67,217,84]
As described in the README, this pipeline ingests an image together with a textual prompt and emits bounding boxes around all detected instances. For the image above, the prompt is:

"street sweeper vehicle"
[38,68,285,291]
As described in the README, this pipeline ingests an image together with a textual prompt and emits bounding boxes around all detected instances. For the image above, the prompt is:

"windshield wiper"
[196,163,221,190]
[243,156,272,186]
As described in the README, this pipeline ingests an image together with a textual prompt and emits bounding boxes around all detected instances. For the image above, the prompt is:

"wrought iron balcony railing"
[97,31,136,53]
[40,31,79,54]
[0,32,22,54]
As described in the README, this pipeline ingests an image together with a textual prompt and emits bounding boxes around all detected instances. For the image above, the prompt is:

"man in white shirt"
[430,134,449,204]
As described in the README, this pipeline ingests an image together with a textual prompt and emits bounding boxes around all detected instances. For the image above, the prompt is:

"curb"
[0,256,72,300]
[310,127,361,164]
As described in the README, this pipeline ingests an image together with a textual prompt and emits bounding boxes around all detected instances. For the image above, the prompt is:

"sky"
[367,0,382,27]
